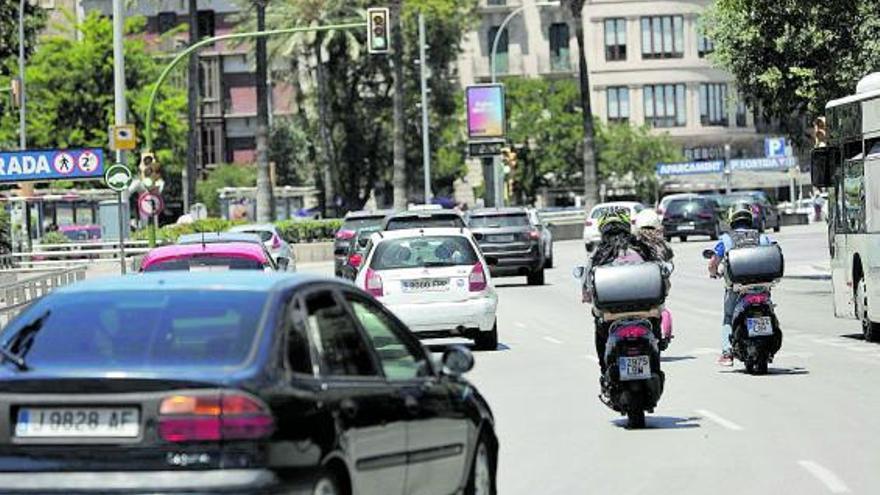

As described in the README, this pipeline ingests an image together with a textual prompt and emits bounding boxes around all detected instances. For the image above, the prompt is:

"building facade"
[82,0,295,172]
[459,0,769,164]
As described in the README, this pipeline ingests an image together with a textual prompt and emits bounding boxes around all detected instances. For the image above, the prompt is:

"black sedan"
[0,272,497,495]
[662,197,721,242]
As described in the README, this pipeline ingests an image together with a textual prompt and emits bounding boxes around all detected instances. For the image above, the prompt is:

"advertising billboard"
[466,84,505,140]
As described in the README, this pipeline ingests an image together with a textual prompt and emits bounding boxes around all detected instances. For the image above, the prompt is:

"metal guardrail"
[538,208,587,225]
[0,266,87,327]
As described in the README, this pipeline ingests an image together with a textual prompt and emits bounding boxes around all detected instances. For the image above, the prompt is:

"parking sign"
[764,137,787,158]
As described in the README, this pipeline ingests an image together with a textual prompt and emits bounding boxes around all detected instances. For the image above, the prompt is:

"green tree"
[0,13,186,206]
[0,0,45,75]
[703,0,880,145]
[595,121,683,201]
[196,164,257,215]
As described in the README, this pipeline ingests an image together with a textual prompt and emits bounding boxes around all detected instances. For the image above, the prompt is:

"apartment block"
[459,0,769,163]
[81,0,295,171]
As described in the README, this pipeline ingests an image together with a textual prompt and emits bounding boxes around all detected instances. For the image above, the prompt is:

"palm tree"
[254,0,274,222]
[565,0,599,208]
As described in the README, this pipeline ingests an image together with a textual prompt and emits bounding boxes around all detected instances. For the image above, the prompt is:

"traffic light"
[813,116,828,147]
[367,7,390,54]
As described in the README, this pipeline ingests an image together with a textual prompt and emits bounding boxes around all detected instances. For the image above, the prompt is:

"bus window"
[843,159,865,233]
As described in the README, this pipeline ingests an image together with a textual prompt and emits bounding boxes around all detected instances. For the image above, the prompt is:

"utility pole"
[254,0,274,222]
[112,0,128,273]
[418,13,431,204]
[184,0,200,213]
[390,0,406,209]
[17,0,32,252]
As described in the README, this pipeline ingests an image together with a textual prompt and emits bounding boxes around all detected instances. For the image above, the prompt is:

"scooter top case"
[725,244,784,285]
[592,262,666,313]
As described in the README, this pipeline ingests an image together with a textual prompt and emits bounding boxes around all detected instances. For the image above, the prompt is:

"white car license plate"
[489,234,515,243]
[678,224,695,231]
[618,355,651,381]
[402,278,449,293]
[15,407,140,438]
[747,317,773,337]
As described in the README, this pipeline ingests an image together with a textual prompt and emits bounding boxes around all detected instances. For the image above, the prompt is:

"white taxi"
[355,228,499,350]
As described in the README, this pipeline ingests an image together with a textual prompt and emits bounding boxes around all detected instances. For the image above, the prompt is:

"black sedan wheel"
[466,437,496,495]
[311,470,343,495]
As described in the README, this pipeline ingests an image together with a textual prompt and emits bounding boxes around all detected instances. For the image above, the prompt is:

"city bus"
[811,71,880,340]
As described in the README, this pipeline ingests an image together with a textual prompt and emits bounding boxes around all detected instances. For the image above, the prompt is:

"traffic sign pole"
[118,191,126,274]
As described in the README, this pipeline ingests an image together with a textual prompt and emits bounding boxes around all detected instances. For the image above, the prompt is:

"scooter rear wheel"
[627,408,646,429]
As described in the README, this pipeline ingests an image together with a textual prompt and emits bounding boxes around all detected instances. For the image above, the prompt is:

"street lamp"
[490,1,561,83]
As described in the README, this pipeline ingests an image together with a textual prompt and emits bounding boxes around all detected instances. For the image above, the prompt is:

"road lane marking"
[695,409,743,431]
[798,460,850,493]
[543,336,563,344]
[515,322,526,329]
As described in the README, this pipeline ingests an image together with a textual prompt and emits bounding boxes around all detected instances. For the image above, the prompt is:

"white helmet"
[635,209,662,230]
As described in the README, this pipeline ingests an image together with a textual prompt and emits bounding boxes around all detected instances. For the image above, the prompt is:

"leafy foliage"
[0,0,45,76]
[269,115,315,187]
[133,217,343,244]
[195,164,257,216]
[703,0,880,145]
[0,13,186,202]
[595,121,683,201]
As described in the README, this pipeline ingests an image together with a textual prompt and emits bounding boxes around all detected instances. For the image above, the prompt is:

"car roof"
[386,209,462,218]
[468,207,528,216]
[344,209,394,219]
[229,224,277,233]
[141,242,270,267]
[371,227,471,241]
[176,232,263,245]
[54,271,331,295]
[590,201,643,211]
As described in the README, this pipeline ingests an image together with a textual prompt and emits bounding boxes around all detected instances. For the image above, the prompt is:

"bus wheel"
[857,278,880,342]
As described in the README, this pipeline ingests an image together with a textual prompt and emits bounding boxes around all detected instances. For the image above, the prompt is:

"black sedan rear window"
[468,214,530,228]
[0,291,267,370]
[385,215,465,230]
[665,200,713,216]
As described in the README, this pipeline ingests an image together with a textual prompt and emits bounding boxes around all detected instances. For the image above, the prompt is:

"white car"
[355,228,499,350]
[583,201,646,251]
[228,223,295,271]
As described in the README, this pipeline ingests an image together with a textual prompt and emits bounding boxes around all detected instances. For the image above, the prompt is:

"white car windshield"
[371,236,478,269]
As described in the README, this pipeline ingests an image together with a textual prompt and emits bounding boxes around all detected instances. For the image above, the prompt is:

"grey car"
[467,207,546,285]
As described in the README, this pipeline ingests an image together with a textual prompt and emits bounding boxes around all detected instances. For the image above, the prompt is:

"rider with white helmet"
[634,209,673,261]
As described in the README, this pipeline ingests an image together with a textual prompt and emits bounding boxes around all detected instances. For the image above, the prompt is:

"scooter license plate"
[618,355,651,381]
[747,317,773,337]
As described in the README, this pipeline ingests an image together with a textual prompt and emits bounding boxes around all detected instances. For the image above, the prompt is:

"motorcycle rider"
[708,205,772,366]
[634,209,674,343]
[582,209,661,375]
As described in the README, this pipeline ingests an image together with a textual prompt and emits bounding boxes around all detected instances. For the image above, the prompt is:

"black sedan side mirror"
[442,345,474,376]
[702,249,716,260]
[484,255,499,267]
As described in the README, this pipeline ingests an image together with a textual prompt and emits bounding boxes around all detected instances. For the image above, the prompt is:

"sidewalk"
[784,262,831,280]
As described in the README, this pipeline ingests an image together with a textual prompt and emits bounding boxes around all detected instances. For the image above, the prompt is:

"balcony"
[478,0,522,12]
[471,54,524,81]
[537,53,574,76]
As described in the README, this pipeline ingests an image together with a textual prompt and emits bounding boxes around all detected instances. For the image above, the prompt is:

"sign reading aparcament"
[0,148,105,183]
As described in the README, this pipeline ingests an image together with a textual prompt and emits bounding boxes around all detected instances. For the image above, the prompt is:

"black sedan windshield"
[0,290,267,370]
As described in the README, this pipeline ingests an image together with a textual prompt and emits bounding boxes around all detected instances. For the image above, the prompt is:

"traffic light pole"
[143,21,367,151]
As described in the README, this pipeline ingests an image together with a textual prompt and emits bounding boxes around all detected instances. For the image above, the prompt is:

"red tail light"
[365,268,383,297]
[348,253,363,268]
[743,293,770,305]
[469,262,487,292]
[158,393,274,443]
[528,230,541,240]
[335,229,356,240]
[615,325,649,339]
[271,235,282,249]
[585,220,593,227]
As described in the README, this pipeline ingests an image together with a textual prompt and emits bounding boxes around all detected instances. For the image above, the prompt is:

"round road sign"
[104,164,133,192]
[138,192,164,217]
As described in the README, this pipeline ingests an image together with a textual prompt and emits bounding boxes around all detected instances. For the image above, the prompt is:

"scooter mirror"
[702,249,715,260]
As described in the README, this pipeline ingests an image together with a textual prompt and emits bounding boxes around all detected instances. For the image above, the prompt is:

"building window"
[549,23,570,71]
[199,57,222,117]
[641,16,683,59]
[197,10,215,40]
[643,84,686,128]
[700,83,728,126]
[487,26,508,74]
[697,33,714,58]
[604,18,626,61]
[607,87,629,123]
[157,12,177,34]
[735,100,747,127]
[200,123,223,167]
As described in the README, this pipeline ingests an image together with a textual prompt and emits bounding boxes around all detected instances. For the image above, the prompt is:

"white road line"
[543,336,563,345]
[798,460,850,493]
[695,409,744,431]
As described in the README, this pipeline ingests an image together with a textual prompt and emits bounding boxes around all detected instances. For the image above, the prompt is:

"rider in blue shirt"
[708,206,772,366]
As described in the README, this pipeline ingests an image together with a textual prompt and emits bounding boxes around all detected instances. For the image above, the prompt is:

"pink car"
[140,242,274,272]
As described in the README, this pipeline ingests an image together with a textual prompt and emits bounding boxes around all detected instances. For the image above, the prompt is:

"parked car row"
[583,190,782,247]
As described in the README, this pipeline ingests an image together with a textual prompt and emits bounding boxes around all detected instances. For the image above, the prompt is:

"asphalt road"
[458,223,877,495]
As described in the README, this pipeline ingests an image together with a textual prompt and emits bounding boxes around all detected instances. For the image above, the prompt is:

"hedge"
[133,218,344,244]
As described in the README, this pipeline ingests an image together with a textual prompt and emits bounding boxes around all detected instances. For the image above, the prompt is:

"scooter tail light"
[744,293,770,305]
[616,325,649,339]
[365,268,384,297]
[469,262,487,292]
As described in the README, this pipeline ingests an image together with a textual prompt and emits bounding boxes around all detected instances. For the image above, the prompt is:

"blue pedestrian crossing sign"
[0,148,104,183]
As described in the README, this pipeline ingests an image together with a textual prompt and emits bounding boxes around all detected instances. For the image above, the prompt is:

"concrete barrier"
[547,222,583,242]
[781,213,810,226]
[294,242,334,263]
